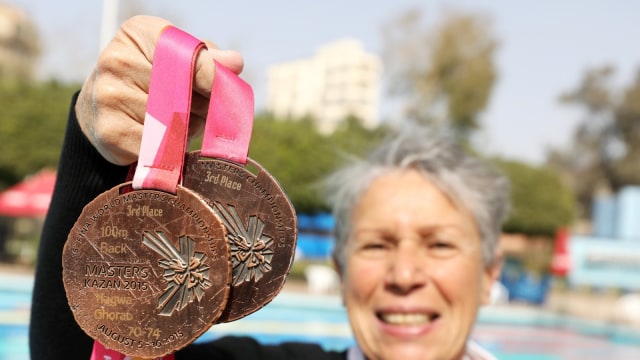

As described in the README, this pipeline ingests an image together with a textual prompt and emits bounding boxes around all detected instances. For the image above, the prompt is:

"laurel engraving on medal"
[212,202,274,285]
[142,230,211,316]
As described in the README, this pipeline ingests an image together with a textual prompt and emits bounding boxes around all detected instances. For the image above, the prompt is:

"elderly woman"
[324,127,508,360]
[29,16,509,360]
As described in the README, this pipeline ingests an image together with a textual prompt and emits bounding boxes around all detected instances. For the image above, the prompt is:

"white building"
[0,4,40,80]
[267,38,381,134]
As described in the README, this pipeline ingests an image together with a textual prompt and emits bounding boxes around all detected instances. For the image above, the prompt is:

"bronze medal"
[183,152,297,322]
[62,183,230,358]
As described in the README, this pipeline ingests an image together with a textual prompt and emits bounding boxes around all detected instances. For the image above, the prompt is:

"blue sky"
[9,0,640,164]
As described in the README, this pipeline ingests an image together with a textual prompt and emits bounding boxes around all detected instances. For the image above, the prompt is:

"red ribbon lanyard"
[90,341,175,360]
[132,26,204,193]
[200,60,254,164]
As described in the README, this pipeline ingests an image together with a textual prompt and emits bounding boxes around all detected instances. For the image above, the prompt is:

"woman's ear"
[331,253,343,279]
[331,253,347,302]
[482,250,504,305]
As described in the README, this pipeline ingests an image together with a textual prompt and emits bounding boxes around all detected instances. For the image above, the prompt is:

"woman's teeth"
[380,313,433,325]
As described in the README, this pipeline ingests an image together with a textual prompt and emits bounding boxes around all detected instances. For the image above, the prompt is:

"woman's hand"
[75,15,244,165]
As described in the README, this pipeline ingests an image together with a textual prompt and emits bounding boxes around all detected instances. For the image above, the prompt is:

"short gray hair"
[323,125,510,270]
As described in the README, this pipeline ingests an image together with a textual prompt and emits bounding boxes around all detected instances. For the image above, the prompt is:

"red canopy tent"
[0,169,56,218]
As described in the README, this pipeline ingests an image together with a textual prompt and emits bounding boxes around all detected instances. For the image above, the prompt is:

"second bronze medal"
[184,153,297,322]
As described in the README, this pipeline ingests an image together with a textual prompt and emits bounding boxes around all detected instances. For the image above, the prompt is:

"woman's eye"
[431,241,452,249]
[353,236,391,256]
[427,239,459,258]
[362,241,387,250]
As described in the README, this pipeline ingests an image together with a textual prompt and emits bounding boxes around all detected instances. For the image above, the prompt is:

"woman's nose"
[385,242,427,293]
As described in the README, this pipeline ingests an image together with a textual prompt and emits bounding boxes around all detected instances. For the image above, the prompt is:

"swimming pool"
[2,273,639,359]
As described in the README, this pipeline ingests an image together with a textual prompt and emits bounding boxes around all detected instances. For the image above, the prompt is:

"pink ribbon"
[132,26,204,193]
[200,60,254,164]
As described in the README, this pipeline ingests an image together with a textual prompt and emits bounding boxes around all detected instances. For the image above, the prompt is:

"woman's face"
[339,169,499,360]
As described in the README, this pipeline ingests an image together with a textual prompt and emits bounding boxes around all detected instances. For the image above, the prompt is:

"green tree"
[547,65,640,216]
[0,81,78,189]
[328,115,391,160]
[247,113,390,214]
[497,159,576,236]
[248,113,334,213]
[381,8,498,142]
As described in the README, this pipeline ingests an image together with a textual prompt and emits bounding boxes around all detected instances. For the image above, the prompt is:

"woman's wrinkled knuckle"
[93,82,123,109]
[92,120,118,147]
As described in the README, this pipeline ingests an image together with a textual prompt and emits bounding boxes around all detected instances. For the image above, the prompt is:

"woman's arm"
[29,92,130,359]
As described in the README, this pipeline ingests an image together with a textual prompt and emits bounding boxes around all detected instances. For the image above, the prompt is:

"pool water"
[2,273,640,359]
